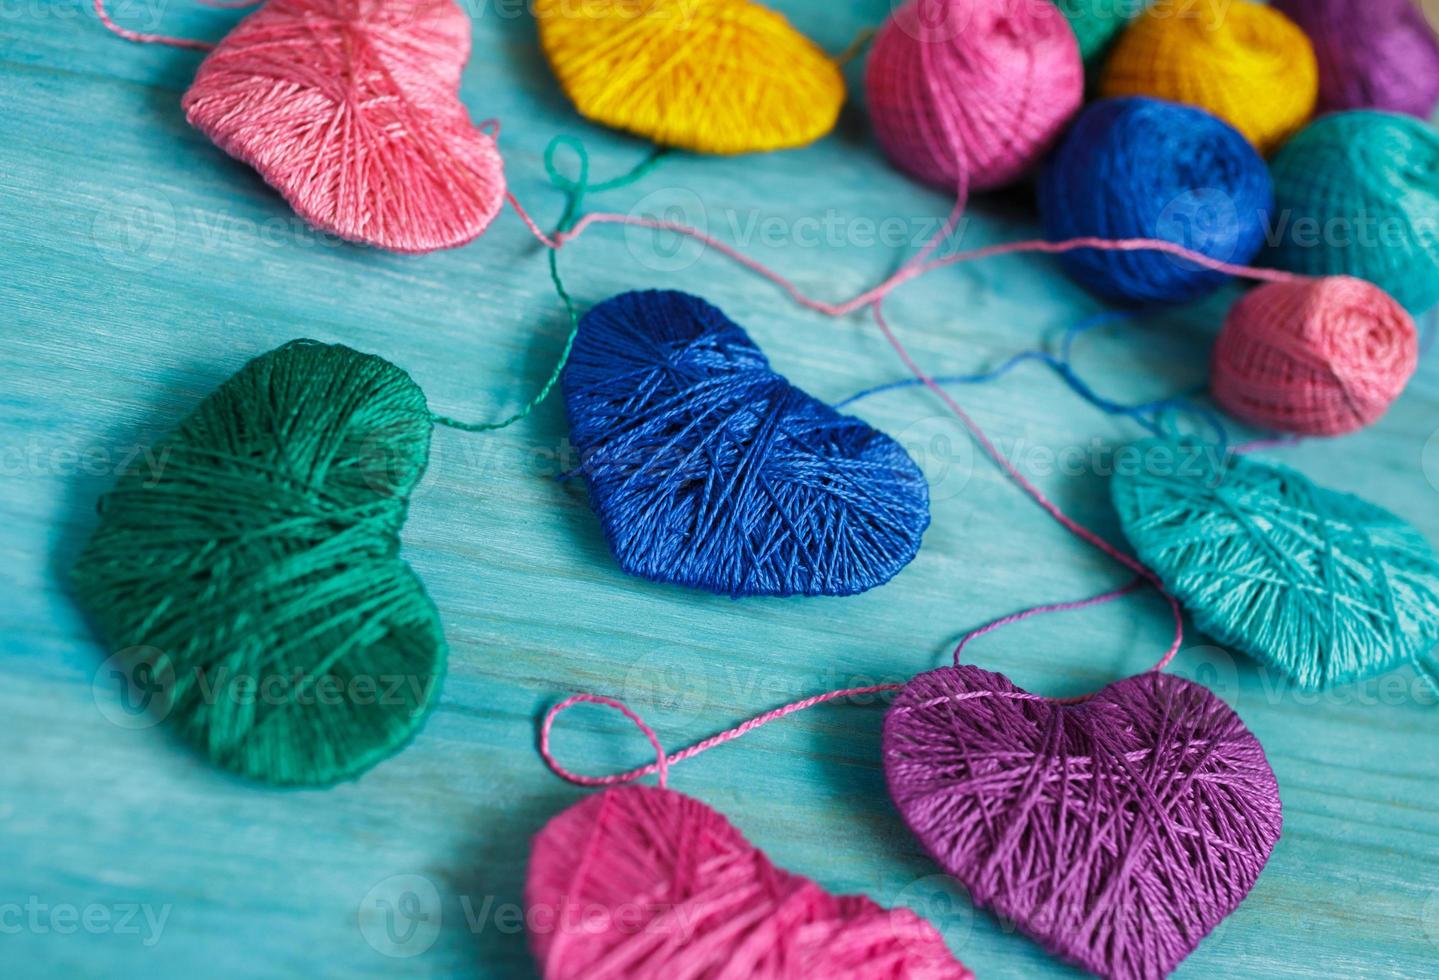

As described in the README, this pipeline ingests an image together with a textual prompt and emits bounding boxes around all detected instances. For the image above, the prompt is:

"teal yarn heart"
[1265,111,1439,314]
[562,290,930,598]
[72,340,445,786]
[1113,438,1439,690]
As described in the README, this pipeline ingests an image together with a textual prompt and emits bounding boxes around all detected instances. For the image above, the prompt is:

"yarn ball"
[1113,438,1439,689]
[1037,97,1272,305]
[563,290,930,597]
[71,340,446,785]
[533,0,844,155]
[884,665,1282,980]
[1051,0,1151,65]
[1212,276,1418,436]
[1265,110,1439,314]
[1101,0,1318,155]
[1274,0,1439,118]
[183,0,504,253]
[865,0,1083,191]
[526,785,974,979]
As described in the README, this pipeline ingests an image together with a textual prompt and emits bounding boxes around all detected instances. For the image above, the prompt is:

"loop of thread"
[540,685,902,787]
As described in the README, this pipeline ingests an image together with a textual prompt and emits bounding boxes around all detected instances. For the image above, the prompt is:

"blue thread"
[839,311,1231,449]
[562,290,931,598]
[1038,97,1272,305]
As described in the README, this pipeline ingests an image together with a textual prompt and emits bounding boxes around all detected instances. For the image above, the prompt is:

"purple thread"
[1274,0,1439,117]
[883,665,1283,980]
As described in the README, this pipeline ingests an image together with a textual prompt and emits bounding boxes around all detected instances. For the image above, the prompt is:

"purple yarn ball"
[1274,0,1439,118]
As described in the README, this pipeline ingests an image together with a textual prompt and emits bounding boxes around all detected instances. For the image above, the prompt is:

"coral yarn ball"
[1265,111,1439,314]
[1273,0,1439,118]
[866,0,1083,191]
[1101,0,1318,154]
[1038,97,1272,304]
[534,0,845,154]
[1212,277,1417,437]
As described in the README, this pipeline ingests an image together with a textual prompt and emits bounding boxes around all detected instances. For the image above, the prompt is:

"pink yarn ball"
[865,0,1083,191]
[1212,276,1418,436]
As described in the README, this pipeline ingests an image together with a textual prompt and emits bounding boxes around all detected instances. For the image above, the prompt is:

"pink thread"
[864,0,1083,190]
[93,0,216,50]
[1212,276,1418,436]
[541,687,902,787]
[952,576,1147,665]
[869,298,1186,671]
[552,214,1303,316]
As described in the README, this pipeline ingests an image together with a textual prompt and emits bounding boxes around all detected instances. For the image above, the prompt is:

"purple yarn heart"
[883,666,1282,980]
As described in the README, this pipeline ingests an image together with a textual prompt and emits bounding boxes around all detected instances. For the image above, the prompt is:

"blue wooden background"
[3,2,1438,977]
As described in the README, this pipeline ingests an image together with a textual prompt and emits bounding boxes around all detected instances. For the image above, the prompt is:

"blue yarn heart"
[562,290,930,597]
[1113,438,1439,690]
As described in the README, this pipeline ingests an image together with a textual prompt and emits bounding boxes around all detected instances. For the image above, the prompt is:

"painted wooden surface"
[3,2,1438,977]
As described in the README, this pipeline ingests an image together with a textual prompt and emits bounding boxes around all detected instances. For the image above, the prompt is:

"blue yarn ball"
[1038,97,1273,304]
[562,289,930,598]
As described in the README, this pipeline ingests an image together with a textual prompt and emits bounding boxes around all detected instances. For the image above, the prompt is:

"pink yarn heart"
[884,666,1282,980]
[527,784,974,980]
[182,0,505,253]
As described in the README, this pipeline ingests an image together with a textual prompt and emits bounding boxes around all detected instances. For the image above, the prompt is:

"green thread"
[432,138,668,433]
[72,340,447,786]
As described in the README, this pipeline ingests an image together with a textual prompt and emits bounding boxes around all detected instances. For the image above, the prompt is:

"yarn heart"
[561,289,930,597]
[182,0,505,253]
[526,784,974,979]
[71,340,446,785]
[1113,438,1439,689]
[884,666,1282,980]
[534,0,845,154]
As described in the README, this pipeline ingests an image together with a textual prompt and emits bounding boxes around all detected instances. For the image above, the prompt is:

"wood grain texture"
[2,2,1437,977]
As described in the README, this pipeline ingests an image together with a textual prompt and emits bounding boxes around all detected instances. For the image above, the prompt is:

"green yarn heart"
[1113,438,1439,690]
[72,340,445,786]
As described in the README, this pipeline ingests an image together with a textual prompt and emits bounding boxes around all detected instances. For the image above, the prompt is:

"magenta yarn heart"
[884,666,1282,980]
[527,785,974,980]
[182,0,505,253]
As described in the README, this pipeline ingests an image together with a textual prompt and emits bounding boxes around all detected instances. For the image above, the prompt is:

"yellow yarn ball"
[534,0,845,155]
[1101,0,1318,154]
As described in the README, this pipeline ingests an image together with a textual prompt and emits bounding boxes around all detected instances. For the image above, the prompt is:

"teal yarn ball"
[71,340,446,786]
[1266,111,1439,313]
[1051,0,1150,65]
[1112,438,1439,690]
